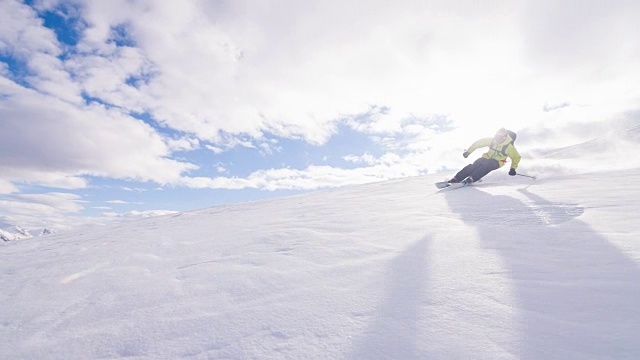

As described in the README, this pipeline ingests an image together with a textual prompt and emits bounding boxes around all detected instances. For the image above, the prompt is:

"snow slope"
[1,169,640,359]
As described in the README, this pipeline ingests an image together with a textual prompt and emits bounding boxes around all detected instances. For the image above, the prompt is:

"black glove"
[463,151,469,158]
[509,168,516,176]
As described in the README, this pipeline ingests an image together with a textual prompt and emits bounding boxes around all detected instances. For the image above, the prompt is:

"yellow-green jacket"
[467,133,521,169]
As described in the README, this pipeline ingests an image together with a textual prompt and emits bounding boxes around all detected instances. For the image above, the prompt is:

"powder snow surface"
[2,170,640,359]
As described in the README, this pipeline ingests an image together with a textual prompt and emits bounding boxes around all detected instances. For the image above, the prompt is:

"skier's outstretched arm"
[465,137,492,155]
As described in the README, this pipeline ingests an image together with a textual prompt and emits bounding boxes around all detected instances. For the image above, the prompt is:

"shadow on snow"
[444,187,640,359]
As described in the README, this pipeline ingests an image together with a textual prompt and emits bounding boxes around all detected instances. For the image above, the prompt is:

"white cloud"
[0,0,60,57]
[121,187,149,192]
[0,82,197,186]
[102,209,178,219]
[60,0,539,144]
[214,162,228,174]
[0,191,85,230]
[7,0,640,150]
[179,152,431,191]
[7,0,640,145]
[344,153,376,166]
[65,46,155,109]
[0,179,19,194]
[26,52,82,104]
[166,136,200,152]
[0,190,175,231]
[12,192,84,212]
[0,1,197,194]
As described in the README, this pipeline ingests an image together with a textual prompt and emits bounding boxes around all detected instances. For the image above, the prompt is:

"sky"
[1,0,640,231]
[2,166,640,358]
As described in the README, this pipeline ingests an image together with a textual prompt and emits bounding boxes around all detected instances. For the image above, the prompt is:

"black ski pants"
[454,157,500,182]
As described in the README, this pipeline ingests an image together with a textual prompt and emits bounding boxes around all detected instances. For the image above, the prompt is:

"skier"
[447,128,521,185]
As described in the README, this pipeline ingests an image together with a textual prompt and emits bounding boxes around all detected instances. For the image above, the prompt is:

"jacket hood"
[493,128,513,147]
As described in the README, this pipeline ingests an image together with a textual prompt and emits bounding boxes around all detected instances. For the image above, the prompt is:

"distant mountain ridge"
[0,226,54,242]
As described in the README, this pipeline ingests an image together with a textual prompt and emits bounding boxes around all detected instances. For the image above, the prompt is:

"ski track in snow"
[1,169,640,359]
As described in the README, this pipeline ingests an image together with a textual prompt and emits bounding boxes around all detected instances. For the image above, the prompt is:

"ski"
[435,178,481,190]
[435,181,452,189]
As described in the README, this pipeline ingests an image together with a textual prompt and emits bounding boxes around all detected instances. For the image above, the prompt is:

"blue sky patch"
[36,2,85,47]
